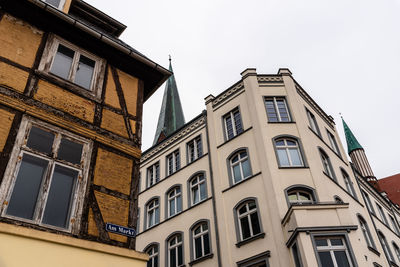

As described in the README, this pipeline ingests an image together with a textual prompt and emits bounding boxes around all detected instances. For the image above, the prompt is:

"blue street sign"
[105,223,136,237]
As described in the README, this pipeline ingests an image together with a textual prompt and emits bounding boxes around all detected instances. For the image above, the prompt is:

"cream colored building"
[137,67,400,267]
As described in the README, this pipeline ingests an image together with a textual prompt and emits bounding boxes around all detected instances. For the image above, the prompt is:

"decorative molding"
[212,82,244,107]
[257,76,283,83]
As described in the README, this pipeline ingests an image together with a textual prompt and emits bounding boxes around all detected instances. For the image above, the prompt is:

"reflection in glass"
[57,138,83,165]
[51,44,74,80]
[74,55,95,89]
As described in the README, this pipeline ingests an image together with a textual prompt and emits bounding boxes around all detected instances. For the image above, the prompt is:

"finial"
[169,55,171,62]
[339,112,343,119]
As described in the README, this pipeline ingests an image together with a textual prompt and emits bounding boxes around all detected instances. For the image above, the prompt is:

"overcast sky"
[87,0,400,179]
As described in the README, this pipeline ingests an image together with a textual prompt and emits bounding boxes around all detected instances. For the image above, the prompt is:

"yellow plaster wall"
[101,108,129,138]
[94,191,130,243]
[34,80,95,122]
[0,108,15,152]
[104,67,121,109]
[0,62,29,93]
[93,148,133,195]
[130,119,137,135]
[117,69,138,116]
[88,209,99,237]
[0,14,42,68]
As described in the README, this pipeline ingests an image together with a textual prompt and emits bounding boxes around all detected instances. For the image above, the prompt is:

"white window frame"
[187,136,202,163]
[223,108,243,140]
[147,162,160,188]
[190,174,206,206]
[275,138,304,167]
[342,170,356,198]
[230,150,251,184]
[42,0,66,10]
[264,96,291,122]
[146,198,160,228]
[320,150,335,179]
[378,232,395,263]
[168,234,184,267]
[314,236,354,267]
[39,35,105,98]
[362,190,375,215]
[327,130,340,155]
[168,187,182,217]
[306,109,320,136]
[358,216,375,248]
[167,150,180,176]
[0,116,92,234]
[389,215,400,235]
[146,245,159,267]
[288,189,314,205]
[192,222,210,260]
[376,203,389,225]
[237,201,261,241]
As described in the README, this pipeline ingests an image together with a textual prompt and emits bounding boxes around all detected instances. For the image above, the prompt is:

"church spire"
[153,57,185,145]
[342,118,363,154]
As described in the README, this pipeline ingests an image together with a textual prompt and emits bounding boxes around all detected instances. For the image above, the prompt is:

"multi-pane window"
[192,222,211,260]
[223,108,243,140]
[393,242,400,263]
[43,0,65,9]
[146,198,160,228]
[168,234,183,267]
[342,170,356,198]
[236,200,261,241]
[1,118,90,231]
[378,232,395,263]
[167,150,180,176]
[314,236,354,267]
[362,190,375,215]
[358,216,375,248]
[306,109,320,135]
[327,130,340,156]
[230,150,251,184]
[187,136,203,163]
[291,242,302,267]
[376,203,389,225]
[275,138,304,167]
[146,245,159,267]
[147,162,160,188]
[389,215,400,235]
[167,187,182,217]
[190,174,207,205]
[264,97,291,122]
[320,150,335,179]
[287,189,314,205]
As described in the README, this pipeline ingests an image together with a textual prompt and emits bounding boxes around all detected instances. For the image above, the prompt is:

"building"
[378,174,400,206]
[137,66,400,267]
[0,0,170,266]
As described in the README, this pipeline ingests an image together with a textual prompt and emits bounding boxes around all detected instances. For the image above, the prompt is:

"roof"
[342,118,363,154]
[153,58,185,145]
[378,173,400,206]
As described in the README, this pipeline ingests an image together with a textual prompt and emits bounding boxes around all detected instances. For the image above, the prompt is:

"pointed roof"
[153,57,185,145]
[342,118,363,155]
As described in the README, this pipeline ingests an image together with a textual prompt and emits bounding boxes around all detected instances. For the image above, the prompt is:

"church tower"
[153,57,185,145]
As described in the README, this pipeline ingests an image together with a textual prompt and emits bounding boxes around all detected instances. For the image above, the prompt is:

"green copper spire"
[342,118,363,155]
[153,57,185,145]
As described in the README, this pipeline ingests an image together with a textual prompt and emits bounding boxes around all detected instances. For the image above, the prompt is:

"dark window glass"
[45,0,61,7]
[42,165,78,228]
[240,217,251,239]
[315,239,328,246]
[74,55,95,89]
[265,99,278,122]
[57,138,83,165]
[7,154,48,219]
[318,252,334,267]
[204,233,210,255]
[195,237,202,258]
[226,116,234,139]
[334,251,350,267]
[178,245,183,265]
[292,243,302,267]
[169,248,176,267]
[51,44,74,80]
[250,212,261,235]
[26,127,54,154]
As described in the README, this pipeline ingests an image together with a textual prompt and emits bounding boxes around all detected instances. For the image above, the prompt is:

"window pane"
[74,55,95,89]
[299,192,311,201]
[288,194,298,202]
[195,237,202,258]
[330,238,343,246]
[242,159,251,178]
[250,212,261,235]
[57,138,83,165]
[318,251,334,267]
[45,0,61,7]
[193,187,199,204]
[240,217,251,239]
[277,149,289,166]
[233,165,241,183]
[292,244,302,267]
[7,154,48,220]
[334,251,351,267]
[27,126,54,154]
[204,233,210,255]
[276,100,289,121]
[234,111,243,134]
[178,245,183,265]
[200,183,206,200]
[154,255,158,267]
[316,239,328,246]
[51,44,74,80]
[177,195,182,213]
[155,207,159,224]
[169,199,175,216]
[289,148,302,166]
[225,116,234,139]
[169,248,176,267]
[42,165,77,228]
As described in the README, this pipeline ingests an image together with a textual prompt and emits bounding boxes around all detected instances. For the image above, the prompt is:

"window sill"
[222,172,261,193]
[236,232,265,247]
[217,127,252,149]
[189,253,213,266]
[368,245,380,256]
[390,261,399,267]
[278,166,309,169]
[267,121,296,123]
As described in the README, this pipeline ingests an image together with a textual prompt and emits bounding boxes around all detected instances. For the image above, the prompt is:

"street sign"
[105,223,136,237]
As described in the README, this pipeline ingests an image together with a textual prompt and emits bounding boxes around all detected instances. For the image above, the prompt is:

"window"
[167,233,184,267]
[389,215,400,235]
[167,187,182,218]
[378,232,395,263]
[166,150,180,176]
[291,242,303,267]
[362,190,375,215]
[264,97,291,122]
[42,0,65,9]
[393,242,400,263]
[275,138,304,167]
[192,222,211,260]
[358,215,375,249]
[306,109,320,135]
[314,236,355,267]
[376,203,389,225]
[190,174,207,206]
[237,251,270,267]
[342,170,356,198]
[327,130,340,156]
[223,108,243,140]
[146,198,160,228]
[187,136,202,163]
[319,149,335,179]
[0,117,91,231]
[147,162,160,188]
[287,188,315,205]
[145,244,159,267]
[236,200,262,241]
[229,150,251,184]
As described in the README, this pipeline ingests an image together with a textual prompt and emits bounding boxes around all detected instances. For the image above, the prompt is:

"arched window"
[229,150,251,184]
[378,231,395,263]
[167,233,183,267]
[286,186,316,206]
[167,186,182,218]
[146,198,160,228]
[342,169,356,198]
[191,221,211,260]
[189,173,207,206]
[274,138,304,167]
[235,200,262,241]
[145,244,159,267]
[358,215,375,249]
[319,149,335,179]
[393,242,400,263]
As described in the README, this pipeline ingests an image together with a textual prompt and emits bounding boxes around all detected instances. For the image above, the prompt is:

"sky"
[87,0,400,179]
